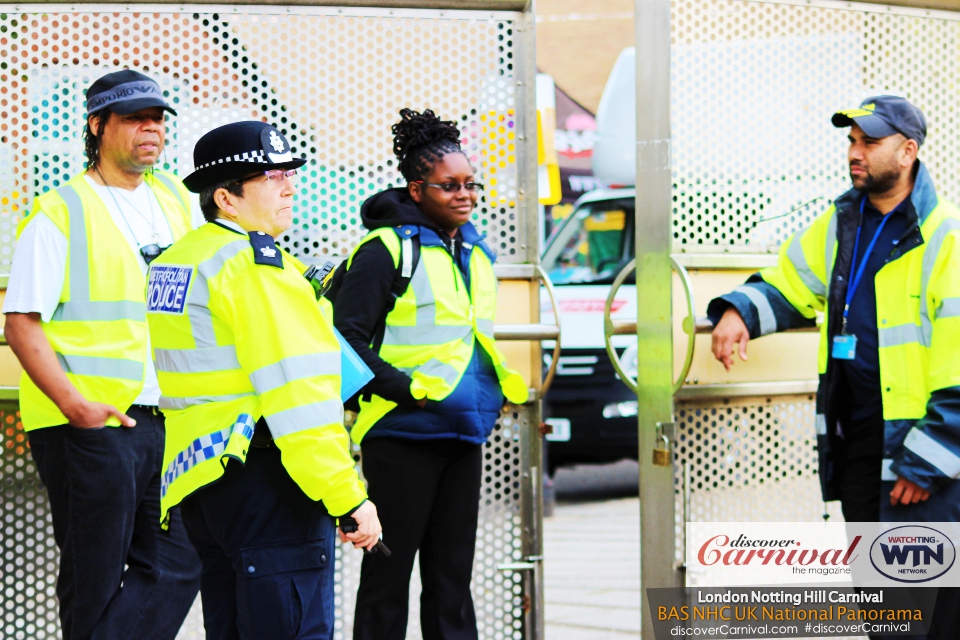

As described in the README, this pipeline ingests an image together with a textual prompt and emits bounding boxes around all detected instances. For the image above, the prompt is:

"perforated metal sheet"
[0,5,531,638]
[0,5,524,266]
[0,406,528,640]
[671,0,960,252]
[672,396,846,565]
[0,405,59,640]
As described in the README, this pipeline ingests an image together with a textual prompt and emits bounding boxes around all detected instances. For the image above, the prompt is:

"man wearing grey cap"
[709,95,960,636]
[3,70,200,639]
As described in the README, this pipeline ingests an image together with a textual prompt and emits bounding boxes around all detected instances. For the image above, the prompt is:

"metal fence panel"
[672,0,960,253]
[0,5,532,639]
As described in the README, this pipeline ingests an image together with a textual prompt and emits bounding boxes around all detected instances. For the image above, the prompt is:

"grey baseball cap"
[85,70,176,117]
[832,95,926,146]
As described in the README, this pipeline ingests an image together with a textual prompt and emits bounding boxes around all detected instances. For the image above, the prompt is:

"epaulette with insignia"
[248,231,284,268]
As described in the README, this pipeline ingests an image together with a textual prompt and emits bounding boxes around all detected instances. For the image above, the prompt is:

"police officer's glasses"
[140,244,171,265]
[236,169,299,186]
[416,181,484,193]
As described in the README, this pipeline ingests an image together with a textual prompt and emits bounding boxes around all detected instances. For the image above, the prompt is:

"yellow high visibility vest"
[146,222,367,526]
[348,226,528,443]
[762,179,960,423]
[17,171,192,431]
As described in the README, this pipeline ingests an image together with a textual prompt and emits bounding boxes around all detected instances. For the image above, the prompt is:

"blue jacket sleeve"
[890,388,960,493]
[705,273,817,338]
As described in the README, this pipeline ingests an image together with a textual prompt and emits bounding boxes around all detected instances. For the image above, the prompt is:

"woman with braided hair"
[333,109,528,640]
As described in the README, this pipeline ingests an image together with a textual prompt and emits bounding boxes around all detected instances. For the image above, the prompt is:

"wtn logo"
[870,526,956,583]
[880,542,944,566]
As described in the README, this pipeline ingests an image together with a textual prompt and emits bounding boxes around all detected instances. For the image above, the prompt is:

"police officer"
[4,70,201,639]
[709,96,960,637]
[146,121,382,640]
[333,109,528,640]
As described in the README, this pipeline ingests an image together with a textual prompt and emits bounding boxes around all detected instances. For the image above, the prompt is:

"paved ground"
[544,460,640,639]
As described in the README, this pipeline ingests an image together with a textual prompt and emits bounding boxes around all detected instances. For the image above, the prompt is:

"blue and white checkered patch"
[161,413,255,498]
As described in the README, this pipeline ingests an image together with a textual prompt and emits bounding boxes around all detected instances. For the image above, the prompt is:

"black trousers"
[180,444,337,640]
[837,412,959,640]
[353,437,482,640]
[27,407,201,640]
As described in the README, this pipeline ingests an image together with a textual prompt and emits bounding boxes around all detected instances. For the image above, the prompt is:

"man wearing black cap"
[3,70,201,639]
[709,96,960,636]
[145,120,381,639]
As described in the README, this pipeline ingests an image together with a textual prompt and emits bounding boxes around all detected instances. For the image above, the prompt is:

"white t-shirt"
[3,174,202,406]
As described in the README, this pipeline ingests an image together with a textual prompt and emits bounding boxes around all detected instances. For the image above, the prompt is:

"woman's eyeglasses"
[416,181,485,193]
[236,168,299,186]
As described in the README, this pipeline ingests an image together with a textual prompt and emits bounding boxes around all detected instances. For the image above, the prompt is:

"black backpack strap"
[363,232,421,402]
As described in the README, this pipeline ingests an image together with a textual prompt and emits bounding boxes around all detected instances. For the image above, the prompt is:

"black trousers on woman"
[353,437,482,640]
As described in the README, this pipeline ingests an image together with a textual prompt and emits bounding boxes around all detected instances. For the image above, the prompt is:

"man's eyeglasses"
[140,244,171,265]
[236,168,299,186]
[416,181,485,193]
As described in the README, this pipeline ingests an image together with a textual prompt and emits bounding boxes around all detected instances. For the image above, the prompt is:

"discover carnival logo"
[869,526,956,583]
[697,533,861,568]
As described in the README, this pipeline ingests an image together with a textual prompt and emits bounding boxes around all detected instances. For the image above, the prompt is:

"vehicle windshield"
[542,198,634,285]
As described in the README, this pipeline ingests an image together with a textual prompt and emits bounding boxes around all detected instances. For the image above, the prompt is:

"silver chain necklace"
[94,167,162,244]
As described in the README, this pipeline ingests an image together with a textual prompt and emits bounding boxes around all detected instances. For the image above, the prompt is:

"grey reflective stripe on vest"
[56,352,143,381]
[382,325,472,346]
[786,228,826,297]
[154,345,241,373]
[476,318,495,338]
[266,398,343,438]
[881,458,897,481]
[60,185,90,302]
[409,258,436,326]
[151,171,190,220]
[919,218,960,346]
[159,391,256,411]
[249,352,341,395]
[904,428,960,478]
[187,241,249,349]
[415,358,461,386]
[878,323,923,348]
[938,297,960,319]
[733,285,776,336]
[52,300,146,322]
[824,212,838,295]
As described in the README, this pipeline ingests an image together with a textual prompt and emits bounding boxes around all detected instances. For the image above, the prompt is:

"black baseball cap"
[183,121,306,192]
[86,70,176,117]
[832,95,926,147]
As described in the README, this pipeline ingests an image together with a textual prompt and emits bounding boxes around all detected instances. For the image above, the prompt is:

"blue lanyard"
[843,196,895,327]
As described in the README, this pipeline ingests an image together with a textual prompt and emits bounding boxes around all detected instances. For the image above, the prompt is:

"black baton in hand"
[339,515,391,557]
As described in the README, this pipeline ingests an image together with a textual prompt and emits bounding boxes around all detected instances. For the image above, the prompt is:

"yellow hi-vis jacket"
[146,221,366,526]
[348,224,528,443]
[17,171,192,430]
[708,162,960,521]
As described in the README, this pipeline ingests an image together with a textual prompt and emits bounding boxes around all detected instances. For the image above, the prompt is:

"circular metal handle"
[603,259,638,394]
[536,265,562,399]
[602,257,698,395]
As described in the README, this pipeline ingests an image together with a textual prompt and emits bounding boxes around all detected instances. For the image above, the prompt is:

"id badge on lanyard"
[832,197,893,361]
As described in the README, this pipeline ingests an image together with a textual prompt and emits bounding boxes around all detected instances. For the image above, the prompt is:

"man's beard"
[850,162,901,194]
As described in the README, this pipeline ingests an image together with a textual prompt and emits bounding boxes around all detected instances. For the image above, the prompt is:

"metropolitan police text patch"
[147,265,194,314]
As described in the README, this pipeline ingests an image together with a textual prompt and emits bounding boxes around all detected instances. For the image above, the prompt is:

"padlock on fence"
[652,423,672,467]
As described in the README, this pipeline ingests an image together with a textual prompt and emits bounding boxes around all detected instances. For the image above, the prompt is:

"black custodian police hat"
[182,121,306,193]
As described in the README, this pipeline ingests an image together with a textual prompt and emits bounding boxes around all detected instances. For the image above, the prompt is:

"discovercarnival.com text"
[669,622,913,637]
